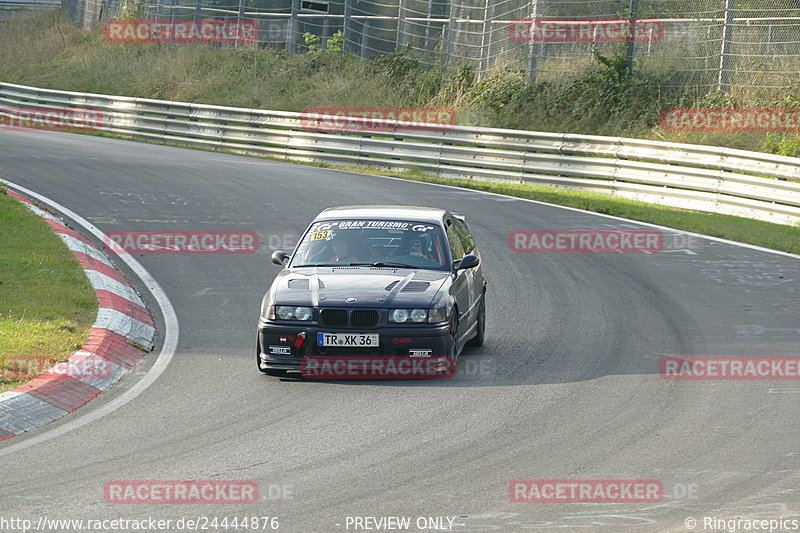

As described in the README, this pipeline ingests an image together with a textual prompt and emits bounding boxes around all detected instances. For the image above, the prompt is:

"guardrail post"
[717,0,735,92]
[396,0,407,50]
[287,0,300,52]
[526,0,543,83]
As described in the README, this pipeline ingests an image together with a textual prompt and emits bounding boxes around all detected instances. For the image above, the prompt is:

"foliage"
[303,32,320,54]
[371,45,419,81]
[118,0,144,20]
[326,30,343,53]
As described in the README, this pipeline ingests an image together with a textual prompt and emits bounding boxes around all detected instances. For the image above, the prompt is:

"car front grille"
[320,308,379,328]
[351,310,379,327]
[320,309,348,326]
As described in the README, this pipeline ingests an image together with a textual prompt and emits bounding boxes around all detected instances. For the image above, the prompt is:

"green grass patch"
[0,189,97,393]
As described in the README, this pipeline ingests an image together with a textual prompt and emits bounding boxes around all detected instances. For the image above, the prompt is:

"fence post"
[446,0,457,67]
[236,0,245,48]
[287,0,300,52]
[322,16,330,51]
[343,0,353,53]
[194,0,200,22]
[396,0,407,50]
[361,19,371,58]
[626,0,638,72]
[456,7,465,58]
[717,0,735,92]
[479,0,494,78]
[424,0,433,47]
[526,0,543,83]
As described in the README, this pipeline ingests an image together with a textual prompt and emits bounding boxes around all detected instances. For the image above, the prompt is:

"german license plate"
[317,333,379,347]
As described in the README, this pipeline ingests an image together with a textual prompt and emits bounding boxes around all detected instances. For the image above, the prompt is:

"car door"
[451,216,481,328]
[445,217,470,342]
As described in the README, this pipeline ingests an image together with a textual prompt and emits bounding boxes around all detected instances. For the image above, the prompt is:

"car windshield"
[291,219,449,270]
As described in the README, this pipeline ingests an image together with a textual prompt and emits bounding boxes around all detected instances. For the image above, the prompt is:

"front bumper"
[257,321,450,375]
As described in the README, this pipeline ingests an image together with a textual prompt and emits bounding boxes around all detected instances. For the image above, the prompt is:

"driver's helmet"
[400,231,431,258]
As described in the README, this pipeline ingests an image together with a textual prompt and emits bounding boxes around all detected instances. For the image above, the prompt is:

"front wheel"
[447,311,459,370]
[468,292,485,347]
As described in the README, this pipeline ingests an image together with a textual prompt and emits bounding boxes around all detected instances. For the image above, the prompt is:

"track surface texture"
[1,129,799,532]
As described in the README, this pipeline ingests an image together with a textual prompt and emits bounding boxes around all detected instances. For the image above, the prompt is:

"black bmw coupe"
[256,206,486,378]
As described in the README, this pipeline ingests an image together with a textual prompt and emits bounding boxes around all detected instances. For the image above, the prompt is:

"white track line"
[0,180,179,457]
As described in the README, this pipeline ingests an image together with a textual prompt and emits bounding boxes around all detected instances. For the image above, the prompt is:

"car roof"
[315,206,449,224]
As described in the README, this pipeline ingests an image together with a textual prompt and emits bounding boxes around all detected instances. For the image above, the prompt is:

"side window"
[446,220,465,260]
[452,218,475,254]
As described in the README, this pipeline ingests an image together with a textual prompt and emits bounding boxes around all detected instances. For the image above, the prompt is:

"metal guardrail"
[0,0,59,9]
[2,81,799,226]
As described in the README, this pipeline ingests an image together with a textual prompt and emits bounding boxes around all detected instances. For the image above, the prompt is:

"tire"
[468,292,486,347]
[447,311,459,370]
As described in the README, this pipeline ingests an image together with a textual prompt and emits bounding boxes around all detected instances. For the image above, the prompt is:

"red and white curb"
[0,190,155,441]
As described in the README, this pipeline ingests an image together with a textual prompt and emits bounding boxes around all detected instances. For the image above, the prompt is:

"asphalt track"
[1,129,799,532]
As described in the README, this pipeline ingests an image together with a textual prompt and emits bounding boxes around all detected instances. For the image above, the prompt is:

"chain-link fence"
[61,0,800,93]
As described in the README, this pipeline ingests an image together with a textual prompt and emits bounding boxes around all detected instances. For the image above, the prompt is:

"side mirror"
[271,250,289,266]
[455,253,480,271]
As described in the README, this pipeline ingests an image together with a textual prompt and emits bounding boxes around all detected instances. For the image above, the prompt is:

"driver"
[399,232,435,261]
[328,232,361,263]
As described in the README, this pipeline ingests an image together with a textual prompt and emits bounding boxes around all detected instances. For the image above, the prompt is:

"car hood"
[271,267,449,308]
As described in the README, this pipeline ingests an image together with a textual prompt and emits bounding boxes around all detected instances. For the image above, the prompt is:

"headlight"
[390,309,409,323]
[410,309,427,323]
[428,305,448,323]
[389,309,428,323]
[271,305,313,321]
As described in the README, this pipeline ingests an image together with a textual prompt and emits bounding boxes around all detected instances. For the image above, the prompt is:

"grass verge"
[0,188,97,394]
[3,11,800,156]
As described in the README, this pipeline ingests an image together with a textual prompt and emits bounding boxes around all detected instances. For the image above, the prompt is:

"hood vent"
[385,280,430,292]
[402,281,430,292]
[288,279,309,289]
